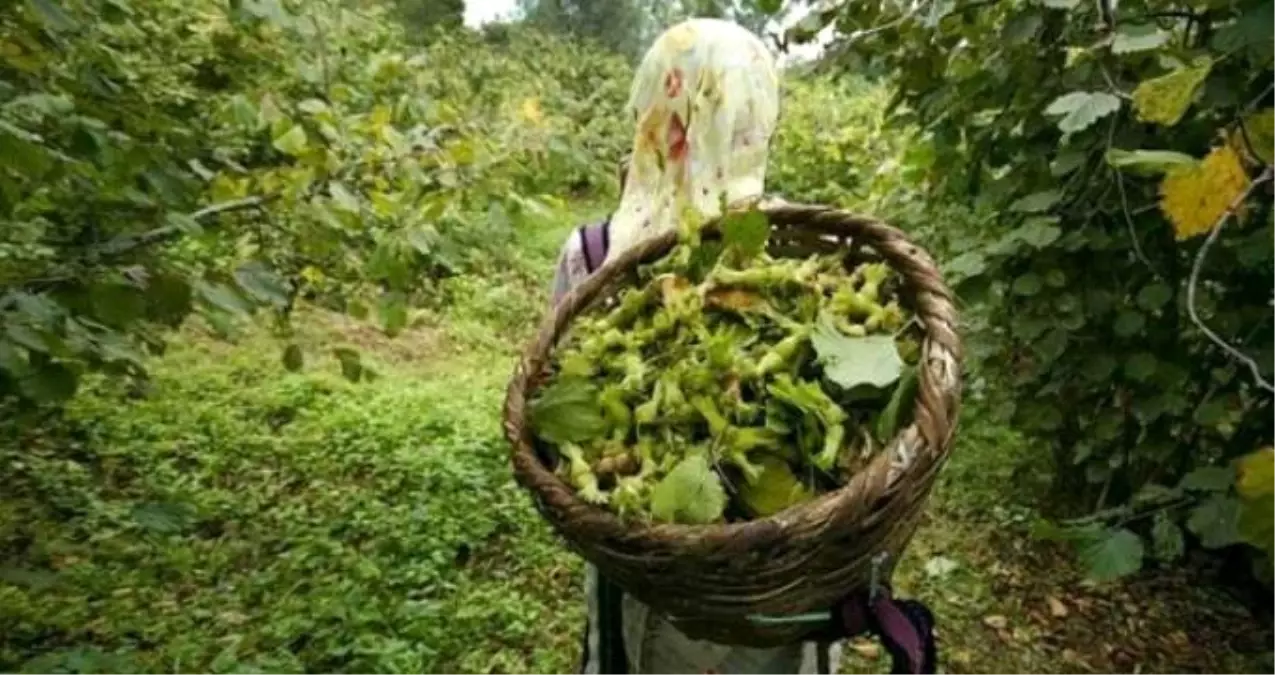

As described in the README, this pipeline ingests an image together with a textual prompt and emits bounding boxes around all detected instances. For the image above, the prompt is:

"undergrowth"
[1,202,1269,673]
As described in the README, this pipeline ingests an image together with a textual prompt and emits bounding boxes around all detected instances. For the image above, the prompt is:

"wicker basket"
[503,203,963,647]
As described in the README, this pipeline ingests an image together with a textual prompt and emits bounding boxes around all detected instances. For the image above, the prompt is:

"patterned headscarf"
[606,18,781,258]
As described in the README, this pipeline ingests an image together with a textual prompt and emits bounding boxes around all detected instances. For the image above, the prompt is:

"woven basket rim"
[503,202,963,555]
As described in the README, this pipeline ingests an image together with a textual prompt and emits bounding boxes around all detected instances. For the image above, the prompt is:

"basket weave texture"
[503,203,963,647]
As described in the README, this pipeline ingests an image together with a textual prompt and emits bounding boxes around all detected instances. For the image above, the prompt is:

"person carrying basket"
[544,18,948,675]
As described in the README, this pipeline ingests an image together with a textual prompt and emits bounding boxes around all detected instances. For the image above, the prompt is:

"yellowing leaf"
[706,288,767,313]
[369,104,393,129]
[519,97,543,124]
[1240,108,1274,165]
[1236,447,1275,500]
[1158,144,1250,240]
[299,265,325,285]
[737,456,813,517]
[1132,59,1213,127]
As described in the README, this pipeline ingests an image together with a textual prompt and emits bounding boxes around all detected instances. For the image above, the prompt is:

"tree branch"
[1185,166,1275,394]
[1105,110,1158,275]
[99,196,270,257]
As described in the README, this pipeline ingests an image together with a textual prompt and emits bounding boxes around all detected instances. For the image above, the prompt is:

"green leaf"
[1193,398,1226,427]
[1179,466,1233,492]
[1082,354,1117,381]
[1050,150,1088,176]
[1044,91,1121,134]
[5,323,49,354]
[1124,352,1157,381]
[943,251,986,281]
[406,228,436,255]
[1106,149,1197,175]
[1080,527,1144,582]
[1009,190,1062,213]
[333,347,362,382]
[21,362,78,403]
[234,262,290,308]
[756,0,783,14]
[0,341,27,376]
[27,0,78,31]
[1111,24,1170,54]
[650,453,726,524]
[282,344,303,372]
[1002,11,1043,43]
[144,273,193,326]
[130,502,193,534]
[272,124,308,156]
[1016,217,1062,247]
[89,283,145,328]
[1113,310,1144,337]
[1187,495,1242,548]
[529,378,607,445]
[378,292,408,337]
[329,182,360,213]
[811,319,902,390]
[719,210,769,259]
[1136,282,1173,310]
[1212,1,1274,59]
[688,241,724,282]
[1151,512,1185,562]
[1012,273,1042,296]
[875,365,919,441]
[1040,0,1080,8]
[194,280,252,316]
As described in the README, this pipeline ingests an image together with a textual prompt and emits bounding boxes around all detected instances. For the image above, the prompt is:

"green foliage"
[518,0,779,59]
[519,0,651,59]
[385,0,465,39]
[649,453,727,524]
[0,322,582,673]
[0,0,631,409]
[807,0,1274,579]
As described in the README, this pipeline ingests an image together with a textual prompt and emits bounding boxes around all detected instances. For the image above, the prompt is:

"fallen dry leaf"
[657,274,691,304]
[983,614,1008,629]
[1048,596,1069,618]
[849,638,880,660]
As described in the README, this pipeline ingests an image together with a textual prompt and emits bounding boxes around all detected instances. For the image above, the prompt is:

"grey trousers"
[581,564,842,674]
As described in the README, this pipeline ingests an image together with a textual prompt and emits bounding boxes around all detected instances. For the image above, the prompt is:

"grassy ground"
[1,201,1270,673]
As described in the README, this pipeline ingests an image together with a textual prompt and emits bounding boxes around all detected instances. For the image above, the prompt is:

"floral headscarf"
[607,18,781,258]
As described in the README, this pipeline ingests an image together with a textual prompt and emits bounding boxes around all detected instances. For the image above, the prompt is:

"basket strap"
[837,588,937,675]
[580,569,628,675]
[579,217,611,274]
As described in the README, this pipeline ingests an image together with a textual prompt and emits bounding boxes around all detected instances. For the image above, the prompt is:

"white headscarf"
[606,18,781,258]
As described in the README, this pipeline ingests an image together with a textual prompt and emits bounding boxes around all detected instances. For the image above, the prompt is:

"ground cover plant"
[1,0,1270,672]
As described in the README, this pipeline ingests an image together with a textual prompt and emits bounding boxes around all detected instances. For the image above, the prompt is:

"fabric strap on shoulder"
[579,218,611,275]
[834,587,937,674]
